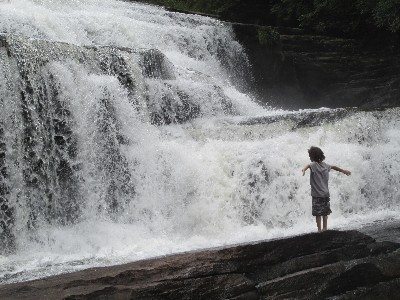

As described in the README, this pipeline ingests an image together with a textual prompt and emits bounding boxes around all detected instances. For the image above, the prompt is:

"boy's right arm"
[302,164,310,176]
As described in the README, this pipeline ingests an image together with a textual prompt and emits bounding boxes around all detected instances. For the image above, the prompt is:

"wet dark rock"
[0,120,14,255]
[148,84,201,125]
[139,49,175,80]
[0,229,399,299]
[232,23,400,110]
[238,107,354,129]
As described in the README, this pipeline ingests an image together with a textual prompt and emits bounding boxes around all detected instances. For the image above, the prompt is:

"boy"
[302,146,351,232]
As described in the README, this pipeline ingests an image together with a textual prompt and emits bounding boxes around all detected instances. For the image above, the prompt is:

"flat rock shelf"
[0,227,399,300]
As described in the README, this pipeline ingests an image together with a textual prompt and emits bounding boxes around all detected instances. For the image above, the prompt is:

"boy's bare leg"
[322,216,328,231]
[316,216,322,232]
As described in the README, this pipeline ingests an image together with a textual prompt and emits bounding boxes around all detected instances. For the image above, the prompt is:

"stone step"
[351,66,400,79]
[280,34,358,53]
[275,26,305,35]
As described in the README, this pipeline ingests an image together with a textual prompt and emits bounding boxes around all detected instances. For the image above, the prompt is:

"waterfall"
[0,0,399,284]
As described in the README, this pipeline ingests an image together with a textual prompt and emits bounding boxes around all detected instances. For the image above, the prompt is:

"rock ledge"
[0,230,399,299]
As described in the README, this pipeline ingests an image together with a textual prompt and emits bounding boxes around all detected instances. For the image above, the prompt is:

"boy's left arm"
[302,164,310,176]
[331,165,351,176]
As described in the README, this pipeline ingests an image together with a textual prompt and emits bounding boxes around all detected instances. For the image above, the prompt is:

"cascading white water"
[0,0,399,284]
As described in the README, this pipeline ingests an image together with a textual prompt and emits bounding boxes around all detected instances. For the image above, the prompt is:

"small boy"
[302,146,351,232]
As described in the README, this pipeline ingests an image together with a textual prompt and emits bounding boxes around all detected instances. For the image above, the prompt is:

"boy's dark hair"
[308,146,325,162]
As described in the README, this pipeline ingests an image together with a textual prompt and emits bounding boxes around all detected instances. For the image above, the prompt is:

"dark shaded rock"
[335,278,400,300]
[322,263,387,297]
[139,49,175,80]
[0,230,399,299]
[0,120,15,255]
[147,83,201,125]
[231,23,400,110]
[237,107,354,129]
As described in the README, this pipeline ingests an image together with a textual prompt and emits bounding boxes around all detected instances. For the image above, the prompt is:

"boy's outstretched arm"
[331,165,351,176]
[302,164,310,176]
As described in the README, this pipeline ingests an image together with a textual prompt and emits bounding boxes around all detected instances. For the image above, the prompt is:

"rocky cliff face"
[1,229,399,299]
[232,24,400,110]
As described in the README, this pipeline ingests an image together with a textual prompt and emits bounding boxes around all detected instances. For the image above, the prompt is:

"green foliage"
[272,0,400,36]
[301,0,364,36]
[271,0,313,27]
[136,0,400,37]
[258,27,280,47]
[373,0,400,32]
[135,0,237,15]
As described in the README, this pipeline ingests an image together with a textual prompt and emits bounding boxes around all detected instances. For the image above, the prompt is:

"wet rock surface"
[1,229,399,299]
[237,107,354,128]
